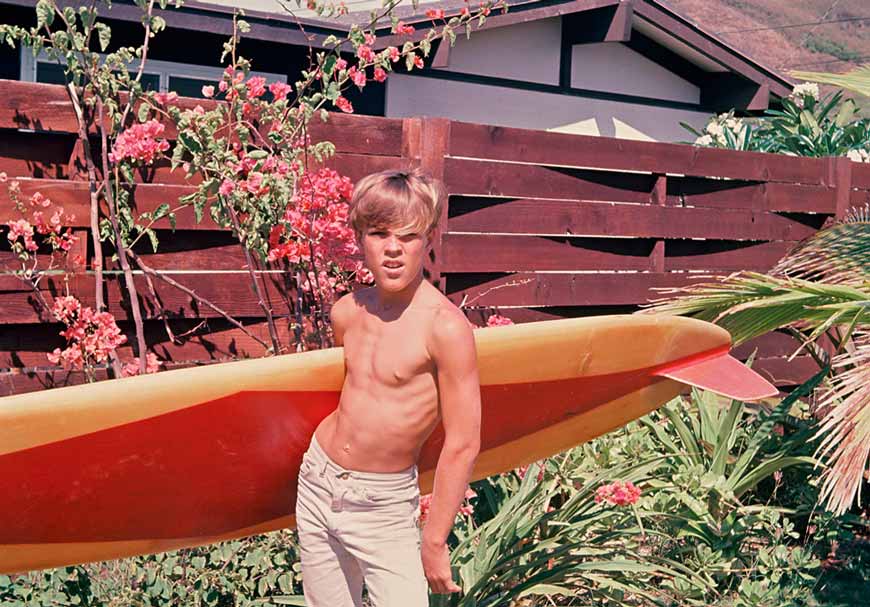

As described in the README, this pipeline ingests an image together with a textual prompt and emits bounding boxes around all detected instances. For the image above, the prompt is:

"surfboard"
[0,315,776,573]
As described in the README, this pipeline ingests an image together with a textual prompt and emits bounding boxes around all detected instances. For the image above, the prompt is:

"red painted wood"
[0,273,299,324]
[0,80,403,156]
[447,196,820,241]
[448,122,828,184]
[0,319,290,372]
[0,131,77,180]
[664,240,795,271]
[444,272,725,307]
[753,355,821,386]
[442,234,655,272]
[673,180,836,213]
[851,163,870,190]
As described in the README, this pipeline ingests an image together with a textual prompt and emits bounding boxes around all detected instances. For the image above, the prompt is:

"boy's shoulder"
[330,289,364,330]
[426,290,475,349]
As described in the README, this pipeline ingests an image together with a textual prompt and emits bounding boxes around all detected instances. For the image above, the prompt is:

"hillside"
[663,0,870,109]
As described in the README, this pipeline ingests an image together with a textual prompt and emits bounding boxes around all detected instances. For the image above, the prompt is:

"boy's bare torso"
[314,281,456,472]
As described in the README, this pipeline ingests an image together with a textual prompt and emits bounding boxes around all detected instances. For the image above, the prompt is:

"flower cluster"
[109,119,170,164]
[846,148,870,163]
[486,313,514,327]
[594,480,641,506]
[695,112,748,148]
[791,82,820,108]
[419,488,477,526]
[47,296,127,370]
[121,352,162,377]
[3,180,78,258]
[268,168,373,301]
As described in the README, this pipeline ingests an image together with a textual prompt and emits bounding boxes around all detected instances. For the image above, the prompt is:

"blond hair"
[349,169,445,238]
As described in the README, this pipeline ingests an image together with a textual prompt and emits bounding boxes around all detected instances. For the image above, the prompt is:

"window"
[21,50,285,99]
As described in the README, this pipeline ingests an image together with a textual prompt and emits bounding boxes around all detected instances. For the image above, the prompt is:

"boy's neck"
[375,272,425,312]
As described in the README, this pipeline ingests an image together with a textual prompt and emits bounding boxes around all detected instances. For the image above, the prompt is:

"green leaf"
[168,212,176,230]
[150,15,166,33]
[36,0,54,29]
[153,203,170,220]
[137,101,150,123]
[178,131,202,153]
[95,22,111,51]
[147,228,159,253]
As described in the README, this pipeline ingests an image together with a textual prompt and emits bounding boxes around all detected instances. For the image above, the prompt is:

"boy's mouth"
[383,261,403,269]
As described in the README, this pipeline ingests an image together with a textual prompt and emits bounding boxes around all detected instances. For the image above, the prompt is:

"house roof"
[3,0,796,104]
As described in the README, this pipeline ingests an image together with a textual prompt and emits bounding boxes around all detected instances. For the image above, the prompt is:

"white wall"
[385,74,710,143]
[570,43,700,104]
[436,18,562,86]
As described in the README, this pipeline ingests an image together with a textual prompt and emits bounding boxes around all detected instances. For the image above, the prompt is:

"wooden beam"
[565,0,633,45]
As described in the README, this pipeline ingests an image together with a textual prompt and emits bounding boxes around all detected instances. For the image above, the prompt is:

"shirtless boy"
[295,169,482,606]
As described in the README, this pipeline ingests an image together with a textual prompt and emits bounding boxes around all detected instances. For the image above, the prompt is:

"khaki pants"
[295,434,428,607]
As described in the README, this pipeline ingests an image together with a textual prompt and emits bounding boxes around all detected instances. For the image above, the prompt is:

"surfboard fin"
[654,352,778,401]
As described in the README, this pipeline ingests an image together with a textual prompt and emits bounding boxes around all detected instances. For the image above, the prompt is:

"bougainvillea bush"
[0,0,502,377]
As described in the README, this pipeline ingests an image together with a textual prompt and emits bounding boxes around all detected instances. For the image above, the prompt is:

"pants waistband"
[307,433,418,483]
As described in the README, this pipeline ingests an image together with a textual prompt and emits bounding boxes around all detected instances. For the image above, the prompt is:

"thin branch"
[125,248,270,349]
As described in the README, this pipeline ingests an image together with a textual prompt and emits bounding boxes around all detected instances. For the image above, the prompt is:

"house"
[0,0,794,142]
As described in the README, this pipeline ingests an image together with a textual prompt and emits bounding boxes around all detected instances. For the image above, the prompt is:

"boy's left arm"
[422,307,481,594]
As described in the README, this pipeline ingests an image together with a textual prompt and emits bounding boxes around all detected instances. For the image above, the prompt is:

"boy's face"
[359,225,429,293]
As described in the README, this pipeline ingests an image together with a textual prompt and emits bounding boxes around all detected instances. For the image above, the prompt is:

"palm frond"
[771,204,870,286]
[813,330,870,515]
[790,65,870,97]
[643,271,870,345]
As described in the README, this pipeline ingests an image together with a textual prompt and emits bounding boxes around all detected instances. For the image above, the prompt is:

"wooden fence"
[1,79,867,395]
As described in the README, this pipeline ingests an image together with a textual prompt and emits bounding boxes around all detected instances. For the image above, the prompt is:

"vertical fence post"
[828,156,853,220]
[402,117,451,293]
[649,173,667,273]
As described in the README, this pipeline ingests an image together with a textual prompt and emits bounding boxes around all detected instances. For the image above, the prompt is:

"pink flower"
[153,91,178,105]
[110,119,170,165]
[52,295,81,324]
[487,314,514,327]
[356,44,376,63]
[594,480,641,507]
[0,171,7,182]
[219,80,228,93]
[335,96,354,113]
[201,85,215,98]
[219,179,235,196]
[373,67,387,83]
[426,8,445,19]
[121,352,162,377]
[335,58,348,71]
[48,296,128,370]
[348,66,367,89]
[387,46,400,63]
[418,488,477,526]
[395,21,415,35]
[268,81,292,101]
[30,192,51,208]
[364,33,376,46]
[414,55,424,69]
[246,76,267,99]
[460,7,470,17]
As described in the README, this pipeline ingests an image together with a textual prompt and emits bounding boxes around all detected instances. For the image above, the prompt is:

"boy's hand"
[421,538,461,594]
